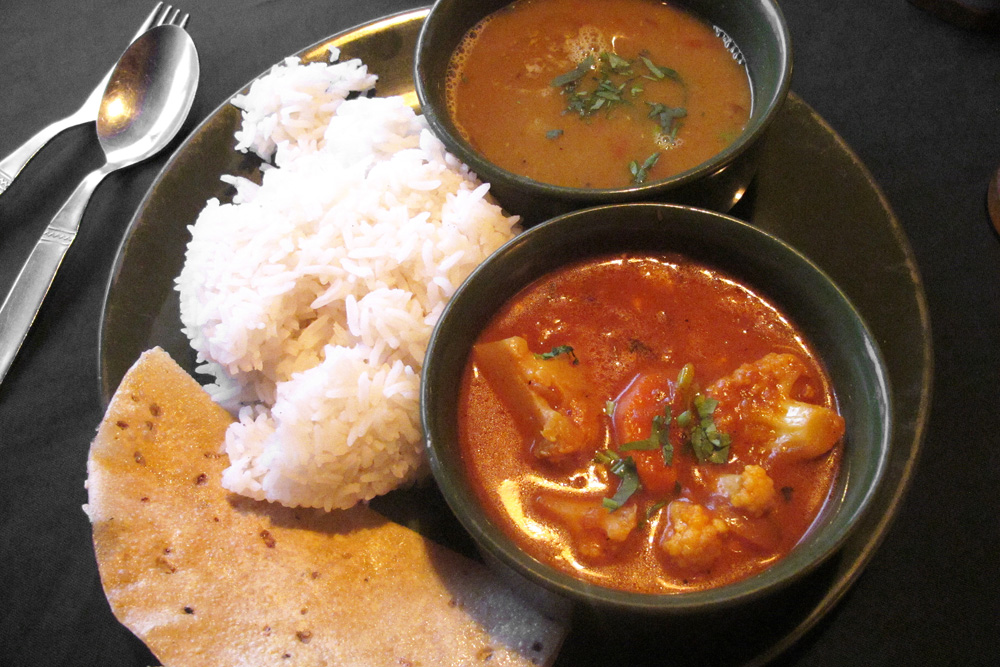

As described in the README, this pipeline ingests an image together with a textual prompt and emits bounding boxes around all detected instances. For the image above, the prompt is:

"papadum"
[85,348,568,666]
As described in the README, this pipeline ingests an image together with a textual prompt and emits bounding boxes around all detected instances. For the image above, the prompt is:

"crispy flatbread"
[85,348,569,666]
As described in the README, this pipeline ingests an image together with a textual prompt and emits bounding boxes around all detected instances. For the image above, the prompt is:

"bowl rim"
[421,202,893,613]
[414,0,794,201]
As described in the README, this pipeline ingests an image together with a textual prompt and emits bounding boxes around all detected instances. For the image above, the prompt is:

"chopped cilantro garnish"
[604,52,633,74]
[593,449,620,466]
[639,55,680,82]
[550,55,594,87]
[646,102,687,138]
[689,394,731,463]
[545,128,564,140]
[646,498,669,519]
[534,344,579,364]
[602,456,641,511]
[676,363,695,394]
[549,49,688,180]
[629,152,660,184]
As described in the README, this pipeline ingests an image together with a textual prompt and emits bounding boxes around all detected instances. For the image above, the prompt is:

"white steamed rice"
[175,49,519,511]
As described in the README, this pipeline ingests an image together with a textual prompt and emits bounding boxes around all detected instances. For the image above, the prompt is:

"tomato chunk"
[612,370,684,494]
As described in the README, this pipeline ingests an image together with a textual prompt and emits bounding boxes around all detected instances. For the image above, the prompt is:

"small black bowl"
[414,0,792,224]
[421,203,892,615]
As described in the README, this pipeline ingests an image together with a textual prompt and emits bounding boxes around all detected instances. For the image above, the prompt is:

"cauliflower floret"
[709,353,845,460]
[534,493,639,559]
[716,464,776,517]
[473,336,601,458]
[659,500,728,571]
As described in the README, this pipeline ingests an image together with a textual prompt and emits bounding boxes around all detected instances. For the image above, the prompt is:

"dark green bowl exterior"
[421,203,892,615]
[414,0,792,225]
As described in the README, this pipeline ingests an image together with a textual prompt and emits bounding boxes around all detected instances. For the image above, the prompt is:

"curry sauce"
[457,253,843,593]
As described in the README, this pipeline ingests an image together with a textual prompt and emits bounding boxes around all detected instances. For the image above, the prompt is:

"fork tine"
[151,3,172,28]
[162,7,190,29]
[132,3,166,40]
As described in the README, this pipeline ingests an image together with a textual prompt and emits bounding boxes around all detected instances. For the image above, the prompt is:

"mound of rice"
[176,50,519,511]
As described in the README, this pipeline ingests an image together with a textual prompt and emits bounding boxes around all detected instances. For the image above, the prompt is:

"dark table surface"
[1,1,998,665]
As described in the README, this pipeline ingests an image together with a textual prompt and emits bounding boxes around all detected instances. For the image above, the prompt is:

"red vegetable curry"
[457,253,845,593]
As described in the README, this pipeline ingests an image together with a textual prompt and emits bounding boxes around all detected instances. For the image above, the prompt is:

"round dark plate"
[98,8,931,666]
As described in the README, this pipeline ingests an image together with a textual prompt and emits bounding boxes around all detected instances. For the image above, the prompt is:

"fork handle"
[0,109,92,195]
[0,166,108,383]
[0,3,169,196]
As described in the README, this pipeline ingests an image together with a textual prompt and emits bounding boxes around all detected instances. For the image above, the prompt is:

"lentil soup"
[445,0,753,189]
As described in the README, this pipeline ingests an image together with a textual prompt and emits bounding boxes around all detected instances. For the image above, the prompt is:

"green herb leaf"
[593,449,621,465]
[695,394,719,419]
[640,55,665,79]
[689,394,731,463]
[646,498,669,519]
[535,345,579,364]
[605,52,633,73]
[604,400,617,418]
[676,363,695,392]
[647,102,687,137]
[619,436,661,452]
[661,411,675,466]
[551,55,595,88]
[545,129,564,140]
[603,456,641,511]
[620,411,669,451]
[640,55,680,81]
[629,152,660,184]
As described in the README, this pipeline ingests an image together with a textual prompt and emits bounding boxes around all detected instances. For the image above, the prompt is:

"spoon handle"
[0,166,108,384]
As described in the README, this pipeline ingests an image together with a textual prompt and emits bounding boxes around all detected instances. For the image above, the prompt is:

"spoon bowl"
[0,24,199,384]
[98,24,200,165]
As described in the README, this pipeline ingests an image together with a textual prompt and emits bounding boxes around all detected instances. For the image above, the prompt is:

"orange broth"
[457,254,844,594]
[445,0,752,189]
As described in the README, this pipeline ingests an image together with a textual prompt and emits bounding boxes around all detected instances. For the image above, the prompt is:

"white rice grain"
[177,51,519,511]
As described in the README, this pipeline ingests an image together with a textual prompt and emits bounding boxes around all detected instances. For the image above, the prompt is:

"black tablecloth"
[1,1,997,665]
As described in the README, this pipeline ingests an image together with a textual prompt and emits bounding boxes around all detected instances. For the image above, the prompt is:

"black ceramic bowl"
[414,0,792,224]
[421,203,892,615]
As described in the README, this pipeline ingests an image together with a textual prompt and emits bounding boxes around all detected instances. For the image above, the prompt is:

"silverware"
[0,3,190,195]
[0,24,200,384]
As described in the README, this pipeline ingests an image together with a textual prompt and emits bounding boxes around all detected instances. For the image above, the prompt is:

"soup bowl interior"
[421,203,892,614]
[414,0,793,223]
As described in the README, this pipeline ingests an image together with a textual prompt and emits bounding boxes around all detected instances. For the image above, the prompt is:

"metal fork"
[0,3,191,195]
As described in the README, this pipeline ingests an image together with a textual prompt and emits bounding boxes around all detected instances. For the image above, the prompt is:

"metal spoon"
[0,24,199,384]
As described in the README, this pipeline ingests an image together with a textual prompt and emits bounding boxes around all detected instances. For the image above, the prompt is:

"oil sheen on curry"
[457,253,845,593]
[445,0,752,189]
